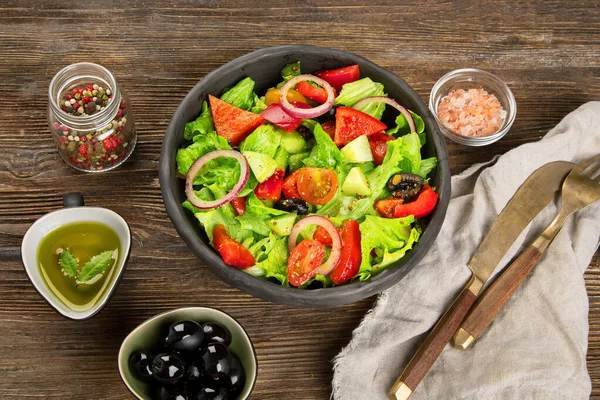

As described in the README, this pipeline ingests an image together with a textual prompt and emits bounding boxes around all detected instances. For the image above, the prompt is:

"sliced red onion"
[353,96,416,133]
[185,150,249,210]
[279,75,335,119]
[288,215,342,276]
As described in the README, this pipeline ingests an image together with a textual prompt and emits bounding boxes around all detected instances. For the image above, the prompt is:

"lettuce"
[184,101,214,140]
[220,77,257,111]
[303,123,344,170]
[246,193,288,216]
[239,124,282,159]
[246,235,289,285]
[356,215,420,281]
[387,110,426,145]
[176,132,231,175]
[334,78,387,120]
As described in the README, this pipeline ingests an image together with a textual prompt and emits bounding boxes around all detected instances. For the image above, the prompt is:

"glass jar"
[48,62,136,172]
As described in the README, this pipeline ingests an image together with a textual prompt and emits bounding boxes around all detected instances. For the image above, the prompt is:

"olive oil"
[37,221,121,312]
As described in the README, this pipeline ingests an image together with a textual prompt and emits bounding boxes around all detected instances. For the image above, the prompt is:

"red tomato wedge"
[314,225,333,248]
[296,167,338,205]
[315,64,360,91]
[287,239,325,287]
[295,81,330,104]
[208,94,265,146]
[254,169,284,202]
[330,220,362,284]
[368,132,395,165]
[282,169,302,199]
[213,224,255,268]
[231,197,246,216]
[334,107,387,147]
[321,120,336,140]
[260,103,303,132]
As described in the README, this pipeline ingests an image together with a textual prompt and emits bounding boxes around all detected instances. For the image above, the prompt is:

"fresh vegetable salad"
[177,62,439,288]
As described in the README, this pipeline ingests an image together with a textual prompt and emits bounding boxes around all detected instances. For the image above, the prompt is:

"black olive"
[190,384,229,400]
[129,351,153,382]
[275,198,309,215]
[186,361,205,382]
[165,320,204,353]
[296,125,314,141]
[223,354,245,393]
[317,106,336,123]
[231,145,240,152]
[151,353,187,385]
[156,384,189,400]
[387,173,424,199]
[202,322,231,347]
[201,343,231,381]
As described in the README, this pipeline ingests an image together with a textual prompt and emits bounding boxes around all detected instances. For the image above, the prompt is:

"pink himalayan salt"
[437,88,507,138]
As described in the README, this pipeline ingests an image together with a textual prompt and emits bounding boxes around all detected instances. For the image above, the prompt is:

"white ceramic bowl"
[21,193,131,320]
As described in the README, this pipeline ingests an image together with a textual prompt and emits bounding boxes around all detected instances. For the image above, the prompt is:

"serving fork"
[453,154,600,349]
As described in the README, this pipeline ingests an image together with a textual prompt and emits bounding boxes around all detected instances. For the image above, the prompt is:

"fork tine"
[576,154,600,176]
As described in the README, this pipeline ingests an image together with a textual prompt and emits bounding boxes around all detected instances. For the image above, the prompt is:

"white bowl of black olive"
[118,307,257,400]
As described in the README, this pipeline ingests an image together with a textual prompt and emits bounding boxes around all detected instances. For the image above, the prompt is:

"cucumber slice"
[242,151,278,183]
[288,151,310,172]
[340,135,374,163]
[342,167,372,196]
[281,131,307,154]
[267,213,298,236]
[273,146,289,172]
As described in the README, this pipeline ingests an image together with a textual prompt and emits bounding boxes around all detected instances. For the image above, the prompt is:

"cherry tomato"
[330,220,362,284]
[282,169,302,199]
[264,88,307,106]
[231,197,246,216]
[287,239,325,287]
[314,225,333,248]
[254,169,284,202]
[368,132,395,165]
[212,225,255,268]
[375,198,405,219]
[297,168,338,205]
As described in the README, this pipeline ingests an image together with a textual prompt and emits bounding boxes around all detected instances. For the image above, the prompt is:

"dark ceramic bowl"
[160,45,450,308]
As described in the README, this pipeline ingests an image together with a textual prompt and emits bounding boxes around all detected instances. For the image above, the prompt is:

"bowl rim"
[428,67,517,146]
[159,44,451,308]
[20,206,132,321]
[117,306,258,400]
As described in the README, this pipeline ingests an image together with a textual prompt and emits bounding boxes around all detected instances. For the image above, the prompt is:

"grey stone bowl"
[159,45,450,308]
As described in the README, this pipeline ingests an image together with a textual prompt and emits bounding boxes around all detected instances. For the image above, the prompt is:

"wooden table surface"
[1,1,598,398]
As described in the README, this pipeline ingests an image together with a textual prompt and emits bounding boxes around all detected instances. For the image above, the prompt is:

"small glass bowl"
[429,68,516,146]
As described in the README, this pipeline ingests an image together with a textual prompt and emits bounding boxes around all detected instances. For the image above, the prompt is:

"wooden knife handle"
[389,276,479,400]
[452,246,542,349]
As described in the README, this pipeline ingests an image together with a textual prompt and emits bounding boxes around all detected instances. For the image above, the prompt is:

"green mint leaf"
[59,249,79,278]
[77,250,115,284]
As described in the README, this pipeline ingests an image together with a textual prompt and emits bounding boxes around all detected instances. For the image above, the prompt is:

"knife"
[389,161,574,400]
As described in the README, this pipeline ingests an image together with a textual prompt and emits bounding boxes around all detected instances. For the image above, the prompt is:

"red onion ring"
[288,215,342,276]
[185,150,249,210]
[279,75,335,119]
[353,96,417,133]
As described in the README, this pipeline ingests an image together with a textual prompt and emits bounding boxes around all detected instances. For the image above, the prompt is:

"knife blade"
[389,160,574,400]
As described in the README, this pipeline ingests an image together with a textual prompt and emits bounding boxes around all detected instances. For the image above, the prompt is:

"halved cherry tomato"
[321,120,336,140]
[368,132,395,165]
[314,225,333,248]
[264,88,307,106]
[282,169,302,199]
[208,95,265,146]
[295,81,329,104]
[330,220,362,284]
[315,64,360,91]
[375,198,405,218]
[287,239,325,287]
[334,106,387,147]
[297,168,338,205]
[392,185,438,219]
[213,224,255,268]
[254,169,284,202]
[231,197,246,216]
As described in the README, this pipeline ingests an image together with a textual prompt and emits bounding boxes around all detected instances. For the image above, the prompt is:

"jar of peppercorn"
[48,62,136,172]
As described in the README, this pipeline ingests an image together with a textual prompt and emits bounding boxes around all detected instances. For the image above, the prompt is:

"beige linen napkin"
[332,102,600,399]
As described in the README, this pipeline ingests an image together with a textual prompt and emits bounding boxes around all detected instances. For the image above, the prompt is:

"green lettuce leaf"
[176,132,231,175]
[246,235,289,285]
[250,93,267,114]
[418,157,438,178]
[334,78,387,120]
[387,110,427,145]
[246,192,288,216]
[220,77,257,111]
[239,124,282,159]
[356,215,420,281]
[184,101,214,140]
[303,123,344,170]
